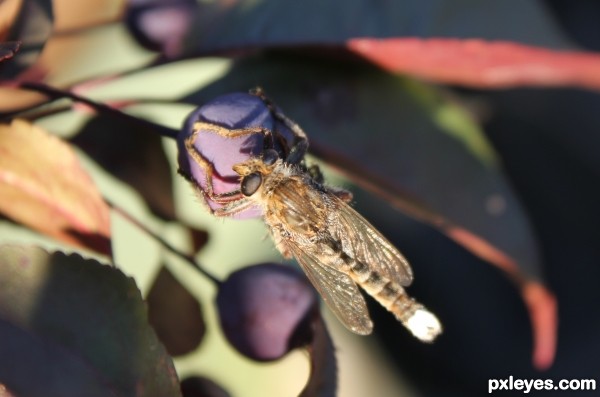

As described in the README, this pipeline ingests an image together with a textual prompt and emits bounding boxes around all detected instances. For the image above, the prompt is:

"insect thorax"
[262,169,329,239]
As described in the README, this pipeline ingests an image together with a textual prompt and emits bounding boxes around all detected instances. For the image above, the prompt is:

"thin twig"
[106,198,221,286]
[18,82,180,139]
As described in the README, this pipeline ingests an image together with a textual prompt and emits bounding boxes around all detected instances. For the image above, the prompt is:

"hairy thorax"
[262,171,330,239]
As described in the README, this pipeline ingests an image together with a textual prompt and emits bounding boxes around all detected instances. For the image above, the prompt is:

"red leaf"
[446,227,557,370]
[348,38,600,91]
[0,119,111,255]
[522,282,557,371]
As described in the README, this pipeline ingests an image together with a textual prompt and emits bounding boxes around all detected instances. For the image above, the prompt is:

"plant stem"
[106,198,221,286]
[18,82,180,139]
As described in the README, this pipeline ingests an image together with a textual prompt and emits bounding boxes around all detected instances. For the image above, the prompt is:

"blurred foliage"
[0,245,180,396]
[1,0,600,396]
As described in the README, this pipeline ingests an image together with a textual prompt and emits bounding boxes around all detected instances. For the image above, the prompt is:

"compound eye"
[241,172,262,196]
[262,149,279,165]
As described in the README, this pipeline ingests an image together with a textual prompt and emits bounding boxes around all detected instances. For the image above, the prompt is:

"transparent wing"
[286,242,373,335]
[330,198,414,286]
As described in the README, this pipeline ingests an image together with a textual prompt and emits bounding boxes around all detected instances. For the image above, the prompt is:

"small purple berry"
[177,92,296,219]
[125,0,198,58]
[216,263,318,361]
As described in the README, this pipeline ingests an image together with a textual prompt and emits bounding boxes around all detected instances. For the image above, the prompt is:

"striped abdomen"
[345,259,441,342]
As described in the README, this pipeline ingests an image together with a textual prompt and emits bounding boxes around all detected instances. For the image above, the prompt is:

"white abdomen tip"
[404,308,442,342]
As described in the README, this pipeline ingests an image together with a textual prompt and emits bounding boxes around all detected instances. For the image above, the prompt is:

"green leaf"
[0,244,181,397]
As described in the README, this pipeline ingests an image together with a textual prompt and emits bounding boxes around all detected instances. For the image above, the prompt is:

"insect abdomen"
[348,262,415,321]
[347,260,442,342]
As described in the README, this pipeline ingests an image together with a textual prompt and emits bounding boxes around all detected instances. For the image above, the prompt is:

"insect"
[183,89,442,341]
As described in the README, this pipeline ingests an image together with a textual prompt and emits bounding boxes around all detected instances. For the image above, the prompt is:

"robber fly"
[185,89,442,341]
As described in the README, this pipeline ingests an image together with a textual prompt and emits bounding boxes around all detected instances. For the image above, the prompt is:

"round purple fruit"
[216,263,319,361]
[177,92,296,219]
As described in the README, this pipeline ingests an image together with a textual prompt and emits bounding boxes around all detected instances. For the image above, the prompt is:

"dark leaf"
[299,315,337,397]
[147,266,205,356]
[180,376,231,397]
[71,113,176,220]
[182,55,556,367]
[0,119,111,256]
[183,56,536,277]
[0,244,181,397]
[188,227,209,254]
[182,0,572,54]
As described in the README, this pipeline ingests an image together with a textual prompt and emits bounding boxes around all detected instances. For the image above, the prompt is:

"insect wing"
[330,199,414,287]
[286,242,373,335]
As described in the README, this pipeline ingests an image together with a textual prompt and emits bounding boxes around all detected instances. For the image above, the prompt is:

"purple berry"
[216,263,318,361]
[177,92,296,219]
[125,0,198,58]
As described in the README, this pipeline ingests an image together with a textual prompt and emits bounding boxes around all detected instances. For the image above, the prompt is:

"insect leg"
[325,185,353,203]
[184,121,269,201]
[250,87,309,165]
[269,228,294,259]
[213,197,258,217]
[184,128,219,198]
